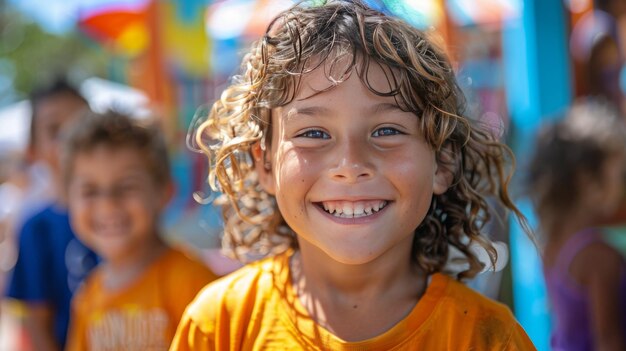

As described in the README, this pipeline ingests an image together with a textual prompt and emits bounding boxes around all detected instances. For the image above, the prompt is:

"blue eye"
[372,127,401,137]
[298,130,330,139]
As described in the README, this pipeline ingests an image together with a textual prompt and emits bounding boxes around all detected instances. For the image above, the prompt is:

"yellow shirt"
[170,251,535,350]
[67,248,218,351]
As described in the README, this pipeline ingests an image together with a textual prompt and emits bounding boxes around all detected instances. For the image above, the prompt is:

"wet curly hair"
[190,0,529,279]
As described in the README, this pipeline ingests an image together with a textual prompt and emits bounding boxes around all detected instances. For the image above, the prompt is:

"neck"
[295,246,424,295]
[101,236,166,291]
[543,206,599,265]
[291,244,428,341]
[549,206,599,242]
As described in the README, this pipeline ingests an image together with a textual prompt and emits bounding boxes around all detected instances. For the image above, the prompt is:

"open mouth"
[316,200,389,218]
[93,219,127,236]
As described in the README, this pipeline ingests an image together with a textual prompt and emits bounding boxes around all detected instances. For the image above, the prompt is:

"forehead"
[290,56,399,102]
[34,93,87,127]
[72,144,151,176]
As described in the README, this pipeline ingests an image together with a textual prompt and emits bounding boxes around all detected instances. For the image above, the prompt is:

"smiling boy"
[171,2,534,349]
[62,111,217,350]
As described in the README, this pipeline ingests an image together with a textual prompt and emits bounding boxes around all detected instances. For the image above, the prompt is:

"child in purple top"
[527,100,626,351]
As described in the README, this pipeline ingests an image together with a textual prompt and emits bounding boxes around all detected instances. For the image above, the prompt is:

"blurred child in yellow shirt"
[62,111,218,351]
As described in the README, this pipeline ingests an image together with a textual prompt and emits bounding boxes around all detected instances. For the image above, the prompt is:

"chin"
[94,241,130,261]
[322,247,385,266]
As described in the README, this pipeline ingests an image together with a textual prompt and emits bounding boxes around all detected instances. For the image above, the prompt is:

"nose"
[92,188,124,212]
[328,137,374,183]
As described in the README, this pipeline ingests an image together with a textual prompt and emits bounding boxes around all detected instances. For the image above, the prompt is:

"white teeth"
[95,219,126,235]
[354,203,364,216]
[320,200,387,218]
[343,204,353,216]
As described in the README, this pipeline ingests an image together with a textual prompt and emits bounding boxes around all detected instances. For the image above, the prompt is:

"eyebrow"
[285,106,331,120]
[372,102,405,114]
[285,102,405,121]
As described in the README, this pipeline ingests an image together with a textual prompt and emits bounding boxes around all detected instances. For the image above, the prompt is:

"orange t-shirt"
[67,248,217,351]
[170,250,535,350]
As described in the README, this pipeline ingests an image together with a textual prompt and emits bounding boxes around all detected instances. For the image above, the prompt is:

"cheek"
[273,151,316,216]
[274,148,315,188]
[390,157,436,213]
[392,154,435,190]
[68,194,86,218]
[132,194,162,222]
[69,204,91,240]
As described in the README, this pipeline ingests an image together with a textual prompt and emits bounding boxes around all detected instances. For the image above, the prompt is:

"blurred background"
[0,0,624,350]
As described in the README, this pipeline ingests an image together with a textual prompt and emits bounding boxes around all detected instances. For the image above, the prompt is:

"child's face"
[68,145,170,263]
[258,63,450,265]
[32,94,87,173]
[586,152,626,220]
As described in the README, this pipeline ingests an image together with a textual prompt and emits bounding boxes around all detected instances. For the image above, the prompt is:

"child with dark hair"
[528,100,626,351]
[4,79,96,351]
[171,1,535,349]
[62,111,218,351]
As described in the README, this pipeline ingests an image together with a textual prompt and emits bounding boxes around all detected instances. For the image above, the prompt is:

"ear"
[433,146,455,195]
[252,142,276,195]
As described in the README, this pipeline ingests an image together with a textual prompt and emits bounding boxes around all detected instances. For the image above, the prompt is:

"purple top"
[544,229,626,351]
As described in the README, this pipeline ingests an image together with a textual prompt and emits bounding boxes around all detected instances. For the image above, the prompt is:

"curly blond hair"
[190,0,529,279]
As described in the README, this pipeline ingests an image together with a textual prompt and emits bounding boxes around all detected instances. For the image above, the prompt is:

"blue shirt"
[5,203,97,348]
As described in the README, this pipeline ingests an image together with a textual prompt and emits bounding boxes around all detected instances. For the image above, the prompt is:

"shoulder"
[71,267,103,310]
[430,274,534,349]
[26,203,66,223]
[13,206,64,260]
[574,239,624,271]
[160,247,216,276]
[18,204,68,241]
[571,239,625,289]
[18,205,55,232]
[435,273,514,319]
[156,247,220,294]
[182,253,287,334]
[189,254,280,311]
